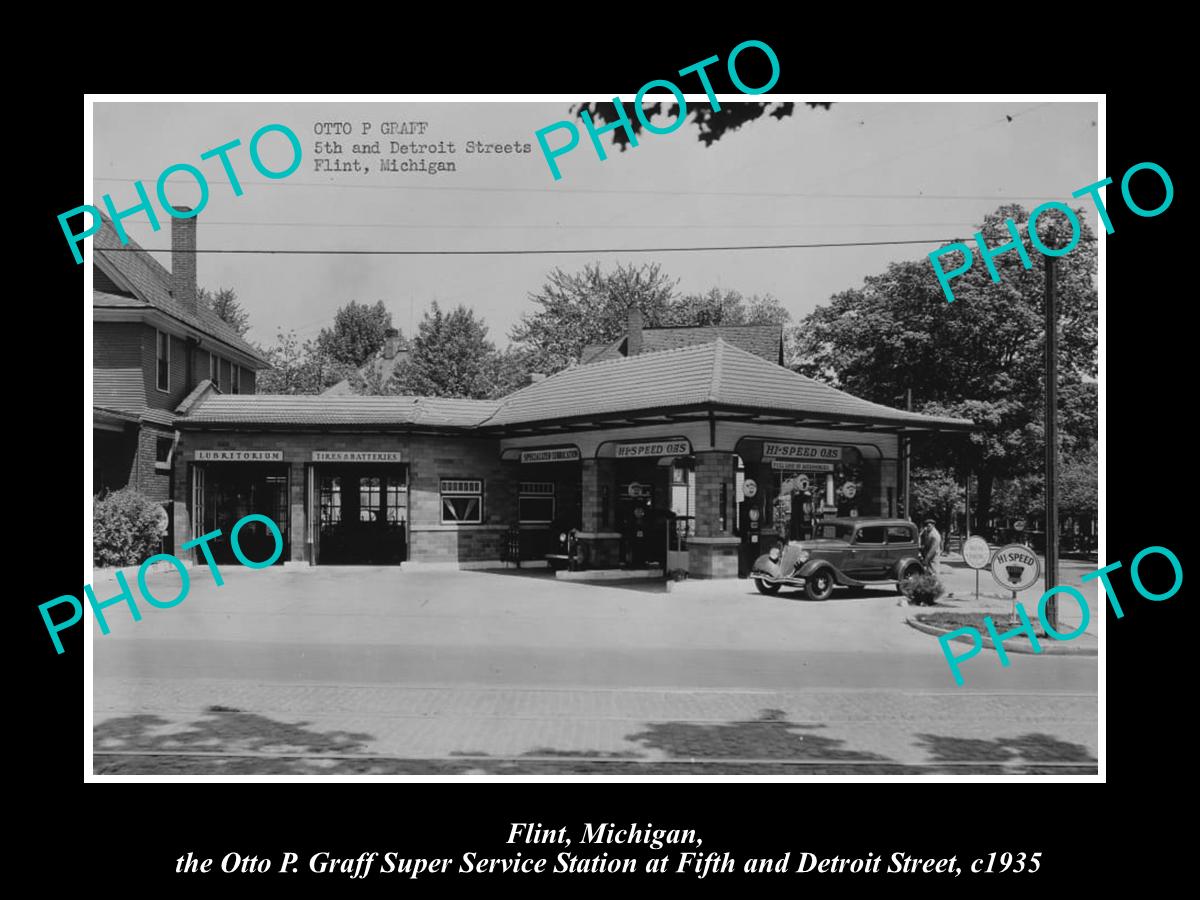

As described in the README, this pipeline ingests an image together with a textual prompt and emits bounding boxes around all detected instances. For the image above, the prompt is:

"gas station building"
[172,335,972,578]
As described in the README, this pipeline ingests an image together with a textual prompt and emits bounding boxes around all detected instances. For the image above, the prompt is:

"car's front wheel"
[805,569,835,601]
[754,578,782,595]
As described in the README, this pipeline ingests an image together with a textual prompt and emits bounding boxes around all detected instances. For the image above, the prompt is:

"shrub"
[93,489,167,567]
[901,573,945,606]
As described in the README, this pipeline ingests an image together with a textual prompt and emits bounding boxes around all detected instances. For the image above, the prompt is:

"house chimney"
[170,209,197,314]
[382,327,401,360]
[626,307,644,356]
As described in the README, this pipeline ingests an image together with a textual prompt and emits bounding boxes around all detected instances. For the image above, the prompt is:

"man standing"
[920,519,943,575]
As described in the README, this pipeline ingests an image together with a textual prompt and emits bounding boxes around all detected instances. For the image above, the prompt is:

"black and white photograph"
[82,94,1101,779]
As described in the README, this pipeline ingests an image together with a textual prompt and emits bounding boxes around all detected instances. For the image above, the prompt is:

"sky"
[92,99,1098,348]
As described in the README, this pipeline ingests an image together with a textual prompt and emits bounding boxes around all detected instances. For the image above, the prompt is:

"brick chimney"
[382,327,401,360]
[626,307,644,356]
[170,208,197,314]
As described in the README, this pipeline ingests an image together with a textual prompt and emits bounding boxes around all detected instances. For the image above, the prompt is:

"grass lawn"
[915,612,1039,639]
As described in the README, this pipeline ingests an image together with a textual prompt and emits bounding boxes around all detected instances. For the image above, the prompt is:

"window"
[854,525,888,544]
[670,465,691,518]
[385,478,407,524]
[156,330,170,391]
[231,364,241,394]
[319,476,342,525]
[887,525,916,544]
[209,352,220,390]
[359,476,381,522]
[818,522,856,541]
[519,482,555,523]
[155,437,173,472]
[441,479,482,524]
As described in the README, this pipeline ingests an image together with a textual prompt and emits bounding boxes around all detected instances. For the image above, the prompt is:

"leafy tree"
[348,361,394,397]
[992,473,1043,526]
[389,302,510,399]
[909,467,965,532]
[483,346,535,399]
[1059,446,1098,521]
[315,300,393,368]
[511,267,792,375]
[510,262,680,374]
[198,287,251,336]
[793,204,1097,533]
[572,101,831,149]
[664,287,790,327]
[255,329,352,394]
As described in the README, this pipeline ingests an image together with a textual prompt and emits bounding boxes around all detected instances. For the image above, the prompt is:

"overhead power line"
[90,175,1066,202]
[108,218,985,230]
[98,238,972,256]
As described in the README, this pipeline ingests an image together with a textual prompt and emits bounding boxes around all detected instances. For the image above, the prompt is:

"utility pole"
[1044,256,1059,632]
[964,469,971,537]
[904,388,912,521]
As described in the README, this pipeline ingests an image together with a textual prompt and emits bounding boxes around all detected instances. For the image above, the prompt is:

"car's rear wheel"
[754,578,782,595]
[805,569,835,601]
[898,562,924,596]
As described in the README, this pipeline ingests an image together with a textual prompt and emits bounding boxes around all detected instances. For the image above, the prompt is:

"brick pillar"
[692,451,733,537]
[172,458,193,563]
[689,450,740,578]
[578,458,620,568]
[580,459,605,531]
[288,462,308,564]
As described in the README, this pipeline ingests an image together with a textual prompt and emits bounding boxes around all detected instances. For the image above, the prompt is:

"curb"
[905,616,1098,656]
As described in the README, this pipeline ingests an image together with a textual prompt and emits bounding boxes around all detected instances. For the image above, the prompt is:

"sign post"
[962,535,991,603]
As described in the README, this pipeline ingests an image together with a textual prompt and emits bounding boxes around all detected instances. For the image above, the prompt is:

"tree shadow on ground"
[93,709,1097,775]
[94,706,374,755]
[914,732,1097,764]
[626,707,890,760]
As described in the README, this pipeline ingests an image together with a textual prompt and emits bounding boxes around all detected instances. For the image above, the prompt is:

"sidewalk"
[94,678,1098,770]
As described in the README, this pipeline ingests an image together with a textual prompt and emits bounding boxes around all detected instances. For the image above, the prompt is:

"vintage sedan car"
[750,517,926,601]
[544,515,584,571]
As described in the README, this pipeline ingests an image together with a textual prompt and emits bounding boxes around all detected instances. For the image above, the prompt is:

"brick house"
[92,212,270,529]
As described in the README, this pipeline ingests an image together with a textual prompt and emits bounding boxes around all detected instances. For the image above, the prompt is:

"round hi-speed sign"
[743,479,758,498]
[990,544,1041,591]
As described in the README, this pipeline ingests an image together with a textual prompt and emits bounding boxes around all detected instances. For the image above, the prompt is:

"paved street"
[91,561,1099,774]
